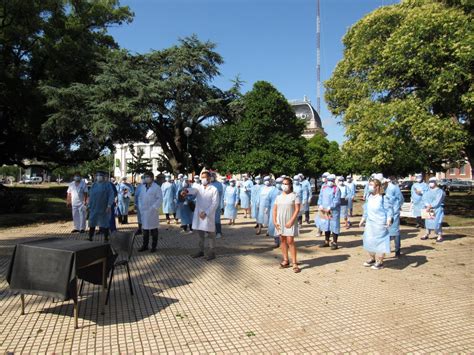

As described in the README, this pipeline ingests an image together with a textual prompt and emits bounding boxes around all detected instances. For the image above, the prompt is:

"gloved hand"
[386,218,392,227]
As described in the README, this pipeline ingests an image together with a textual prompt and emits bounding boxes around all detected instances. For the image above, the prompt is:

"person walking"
[223,178,239,225]
[359,175,393,270]
[273,177,301,273]
[317,174,341,249]
[137,172,163,252]
[87,171,115,242]
[411,173,428,228]
[421,177,446,243]
[385,176,404,256]
[66,172,88,233]
[182,171,220,261]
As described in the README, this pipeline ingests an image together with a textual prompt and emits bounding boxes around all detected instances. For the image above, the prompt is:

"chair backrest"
[110,231,136,262]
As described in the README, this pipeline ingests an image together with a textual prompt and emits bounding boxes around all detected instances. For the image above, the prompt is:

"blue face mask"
[368,185,375,193]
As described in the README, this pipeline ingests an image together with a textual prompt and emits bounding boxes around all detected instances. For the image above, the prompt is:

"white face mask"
[230,182,235,187]
[416,178,422,182]
[282,184,290,192]
[201,178,208,186]
[165,177,170,181]
[429,182,436,188]
[264,181,270,186]
[368,185,375,193]
[327,181,334,187]
[256,180,261,185]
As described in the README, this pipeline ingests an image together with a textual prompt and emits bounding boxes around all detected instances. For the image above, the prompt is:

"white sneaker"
[186,230,193,234]
[216,233,222,239]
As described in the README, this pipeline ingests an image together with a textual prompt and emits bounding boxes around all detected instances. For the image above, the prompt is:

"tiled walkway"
[1,214,473,353]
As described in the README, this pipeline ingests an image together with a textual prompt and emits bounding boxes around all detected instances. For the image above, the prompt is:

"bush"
[0,185,31,213]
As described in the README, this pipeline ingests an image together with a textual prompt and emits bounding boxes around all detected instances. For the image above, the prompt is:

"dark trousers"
[89,226,109,241]
[165,213,177,220]
[325,231,338,243]
[143,228,158,249]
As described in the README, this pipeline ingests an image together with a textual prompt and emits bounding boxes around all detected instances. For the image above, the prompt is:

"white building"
[289,96,326,139]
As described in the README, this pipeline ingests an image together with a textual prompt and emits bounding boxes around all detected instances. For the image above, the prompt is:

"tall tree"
[43,36,240,173]
[207,81,307,176]
[325,0,472,175]
[0,0,133,165]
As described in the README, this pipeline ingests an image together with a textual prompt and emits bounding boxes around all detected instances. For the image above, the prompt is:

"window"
[449,168,455,175]
[460,165,466,175]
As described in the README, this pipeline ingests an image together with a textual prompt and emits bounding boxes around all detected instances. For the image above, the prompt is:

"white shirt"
[67,180,88,207]
[138,182,163,230]
[187,184,219,232]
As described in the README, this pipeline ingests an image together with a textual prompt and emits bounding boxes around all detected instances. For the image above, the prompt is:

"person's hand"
[199,211,207,220]
[275,223,281,232]
[234,203,238,208]
[180,190,188,198]
[285,221,293,229]
[386,218,392,227]
[66,202,71,208]
[318,205,323,210]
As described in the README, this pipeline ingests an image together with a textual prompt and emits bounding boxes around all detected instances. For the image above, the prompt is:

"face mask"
[264,181,270,186]
[282,184,289,192]
[211,176,216,182]
[256,180,261,185]
[96,175,104,182]
[416,178,422,182]
[323,178,327,183]
[276,183,282,190]
[74,176,81,182]
[230,182,235,187]
[327,181,334,187]
[368,185,375,193]
[201,178,208,186]
[165,177,170,181]
[429,182,436,188]
[145,177,152,184]
[294,181,300,186]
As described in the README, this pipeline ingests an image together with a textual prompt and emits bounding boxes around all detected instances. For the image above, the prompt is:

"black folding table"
[7,238,115,328]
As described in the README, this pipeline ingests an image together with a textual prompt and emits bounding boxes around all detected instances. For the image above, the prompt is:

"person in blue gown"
[162,174,177,224]
[117,177,134,224]
[317,174,341,249]
[385,176,404,256]
[359,174,393,270]
[251,176,263,229]
[315,172,329,236]
[88,171,115,242]
[268,177,283,247]
[224,178,239,225]
[411,173,429,228]
[345,176,356,217]
[177,179,195,233]
[257,176,275,235]
[300,174,312,224]
[239,174,253,218]
[421,177,446,243]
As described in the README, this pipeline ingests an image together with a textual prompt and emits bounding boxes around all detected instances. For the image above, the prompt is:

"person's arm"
[273,201,280,231]
[66,192,72,207]
[359,200,368,227]
[182,187,198,197]
[429,189,445,209]
[383,195,394,226]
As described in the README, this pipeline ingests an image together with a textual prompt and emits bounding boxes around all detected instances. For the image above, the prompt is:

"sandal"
[279,261,290,269]
[293,265,301,273]
[420,235,429,240]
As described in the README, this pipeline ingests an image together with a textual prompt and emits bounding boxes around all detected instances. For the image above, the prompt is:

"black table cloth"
[7,238,115,301]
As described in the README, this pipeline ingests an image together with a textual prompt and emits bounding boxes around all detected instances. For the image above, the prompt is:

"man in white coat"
[137,172,163,253]
[66,172,88,233]
[181,171,219,261]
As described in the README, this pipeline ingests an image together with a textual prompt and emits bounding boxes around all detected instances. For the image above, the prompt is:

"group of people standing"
[66,169,446,271]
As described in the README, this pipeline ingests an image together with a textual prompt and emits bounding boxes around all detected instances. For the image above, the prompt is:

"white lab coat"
[187,184,219,232]
[137,182,163,230]
[67,180,88,230]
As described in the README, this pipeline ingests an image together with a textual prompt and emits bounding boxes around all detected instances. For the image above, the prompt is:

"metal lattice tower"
[316,0,321,114]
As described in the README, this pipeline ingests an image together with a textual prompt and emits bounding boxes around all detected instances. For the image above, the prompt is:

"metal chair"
[105,231,136,305]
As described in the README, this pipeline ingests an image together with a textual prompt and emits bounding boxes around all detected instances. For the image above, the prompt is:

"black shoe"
[134,229,142,236]
[330,242,338,250]
[321,241,330,247]
[206,252,216,261]
[150,247,157,253]
[71,229,80,233]
[254,224,259,228]
[191,251,204,258]
[395,250,401,257]
[79,230,85,234]
[138,246,149,252]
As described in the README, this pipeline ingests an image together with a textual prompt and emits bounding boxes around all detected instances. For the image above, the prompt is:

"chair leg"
[126,263,134,296]
[105,267,115,306]
[79,279,84,296]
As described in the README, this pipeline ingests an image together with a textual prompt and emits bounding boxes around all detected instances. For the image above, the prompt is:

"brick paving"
[0,210,473,353]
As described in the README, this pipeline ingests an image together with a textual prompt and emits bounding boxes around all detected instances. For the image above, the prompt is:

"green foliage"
[0,187,30,214]
[0,0,133,166]
[43,36,239,173]
[208,81,306,176]
[127,148,152,177]
[325,0,472,175]
[0,166,20,178]
[51,154,113,179]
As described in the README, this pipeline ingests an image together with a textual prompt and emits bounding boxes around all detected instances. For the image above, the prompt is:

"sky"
[108,0,400,144]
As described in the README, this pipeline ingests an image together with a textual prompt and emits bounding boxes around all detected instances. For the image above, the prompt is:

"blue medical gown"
[211,181,224,224]
[251,184,262,219]
[223,186,239,219]
[363,194,393,255]
[268,188,282,237]
[257,186,274,225]
[411,182,428,217]
[423,187,445,232]
[161,182,176,214]
[88,182,115,228]
[239,180,253,209]
[385,182,404,236]
[317,185,341,234]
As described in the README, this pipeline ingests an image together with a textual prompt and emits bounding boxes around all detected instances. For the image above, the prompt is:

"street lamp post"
[184,127,192,175]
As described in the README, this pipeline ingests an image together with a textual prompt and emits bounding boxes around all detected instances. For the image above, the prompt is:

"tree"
[0,0,133,166]
[43,36,240,173]
[325,0,472,176]
[126,146,152,181]
[207,81,307,176]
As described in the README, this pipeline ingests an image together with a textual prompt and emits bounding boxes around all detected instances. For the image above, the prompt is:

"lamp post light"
[184,127,192,174]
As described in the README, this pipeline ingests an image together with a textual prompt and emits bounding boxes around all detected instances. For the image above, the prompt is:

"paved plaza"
[0,210,473,353]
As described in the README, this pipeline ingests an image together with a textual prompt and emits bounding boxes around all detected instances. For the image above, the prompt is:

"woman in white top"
[273,177,301,273]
